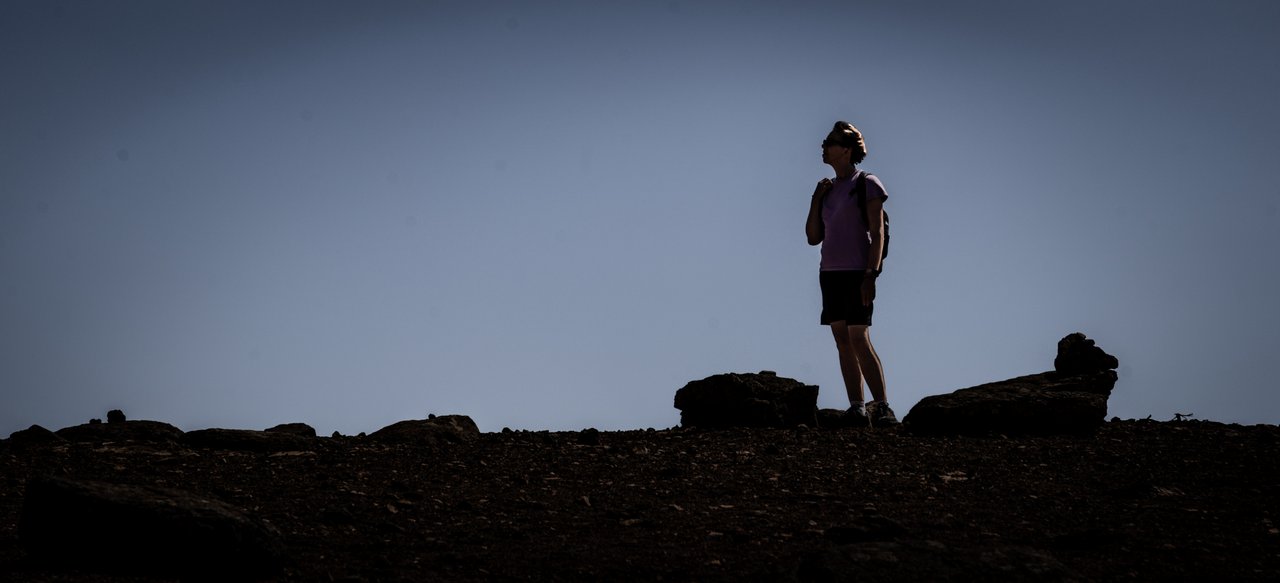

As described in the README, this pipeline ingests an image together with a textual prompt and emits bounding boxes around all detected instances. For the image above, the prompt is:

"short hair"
[829,121,867,165]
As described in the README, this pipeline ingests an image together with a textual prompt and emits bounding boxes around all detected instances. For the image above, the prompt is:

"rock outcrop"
[370,414,480,445]
[184,428,318,452]
[674,371,819,428]
[7,425,66,448]
[55,418,184,445]
[19,475,285,579]
[265,422,317,438]
[903,333,1119,436]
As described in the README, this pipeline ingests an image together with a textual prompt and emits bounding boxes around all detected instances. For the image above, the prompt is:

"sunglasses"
[822,139,847,149]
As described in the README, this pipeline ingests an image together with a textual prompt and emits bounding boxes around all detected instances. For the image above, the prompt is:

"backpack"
[853,170,890,262]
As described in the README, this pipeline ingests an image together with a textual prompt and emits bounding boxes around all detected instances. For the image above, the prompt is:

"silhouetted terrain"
[2,418,1278,581]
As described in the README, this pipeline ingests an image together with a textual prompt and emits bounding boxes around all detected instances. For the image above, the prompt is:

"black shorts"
[820,270,874,326]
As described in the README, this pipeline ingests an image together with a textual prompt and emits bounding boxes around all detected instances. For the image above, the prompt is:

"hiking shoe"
[867,401,900,428]
[844,405,871,428]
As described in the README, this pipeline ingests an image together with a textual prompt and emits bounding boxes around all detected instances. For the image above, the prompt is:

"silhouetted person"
[805,121,898,427]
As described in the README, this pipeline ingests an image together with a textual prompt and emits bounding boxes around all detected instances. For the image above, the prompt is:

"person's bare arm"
[861,182,886,306]
[806,178,833,246]
[864,195,885,272]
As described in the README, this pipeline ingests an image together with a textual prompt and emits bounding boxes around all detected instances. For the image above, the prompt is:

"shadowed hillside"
[3,415,1278,581]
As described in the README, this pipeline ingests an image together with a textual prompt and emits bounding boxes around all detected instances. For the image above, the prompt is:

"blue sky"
[3,0,1278,436]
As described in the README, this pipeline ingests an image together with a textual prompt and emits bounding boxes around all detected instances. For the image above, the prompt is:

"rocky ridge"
[3,334,1277,581]
[2,417,1277,581]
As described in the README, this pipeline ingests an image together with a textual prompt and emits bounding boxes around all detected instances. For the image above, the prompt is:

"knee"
[830,328,852,351]
[847,329,872,351]
[832,327,870,353]
[834,339,870,356]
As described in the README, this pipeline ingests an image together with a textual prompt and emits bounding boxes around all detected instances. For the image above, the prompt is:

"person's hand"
[861,275,877,306]
[813,178,834,199]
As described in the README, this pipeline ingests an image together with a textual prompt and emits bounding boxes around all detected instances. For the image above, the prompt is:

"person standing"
[805,121,899,427]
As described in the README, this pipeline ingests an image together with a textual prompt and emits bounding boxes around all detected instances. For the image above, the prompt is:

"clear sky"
[3,0,1278,436]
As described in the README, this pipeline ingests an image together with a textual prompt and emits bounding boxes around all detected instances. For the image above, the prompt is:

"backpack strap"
[854,170,890,261]
[854,170,870,226]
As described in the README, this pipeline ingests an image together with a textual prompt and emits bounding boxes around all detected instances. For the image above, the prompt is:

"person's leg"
[830,321,866,405]
[845,324,887,403]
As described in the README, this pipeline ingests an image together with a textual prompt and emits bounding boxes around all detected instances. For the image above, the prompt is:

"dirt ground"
[2,419,1278,581]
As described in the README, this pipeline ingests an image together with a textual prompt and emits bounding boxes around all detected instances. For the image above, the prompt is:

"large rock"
[370,414,480,445]
[184,428,317,452]
[903,372,1113,436]
[19,476,285,579]
[265,422,317,438]
[1055,332,1120,376]
[674,371,818,429]
[56,420,184,444]
[903,333,1119,436]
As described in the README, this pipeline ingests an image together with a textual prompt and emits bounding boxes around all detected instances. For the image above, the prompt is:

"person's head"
[821,121,867,167]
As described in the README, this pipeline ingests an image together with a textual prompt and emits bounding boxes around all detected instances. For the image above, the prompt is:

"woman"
[805,121,898,427]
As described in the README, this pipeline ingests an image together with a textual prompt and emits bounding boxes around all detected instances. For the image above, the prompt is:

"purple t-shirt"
[820,172,887,271]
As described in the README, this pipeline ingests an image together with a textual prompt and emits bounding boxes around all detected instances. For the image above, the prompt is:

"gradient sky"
[3,0,1278,437]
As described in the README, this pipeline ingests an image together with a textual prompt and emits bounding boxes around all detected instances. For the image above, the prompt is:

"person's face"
[822,135,850,166]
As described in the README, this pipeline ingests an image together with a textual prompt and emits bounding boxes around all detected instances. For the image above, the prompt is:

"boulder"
[19,475,285,579]
[1055,332,1119,376]
[903,333,1119,436]
[264,422,318,438]
[184,428,317,452]
[674,371,818,429]
[107,409,126,424]
[56,420,184,445]
[370,415,480,445]
[903,373,1112,436]
[577,428,601,446]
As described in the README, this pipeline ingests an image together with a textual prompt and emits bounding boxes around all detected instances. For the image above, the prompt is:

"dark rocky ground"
[2,418,1279,581]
